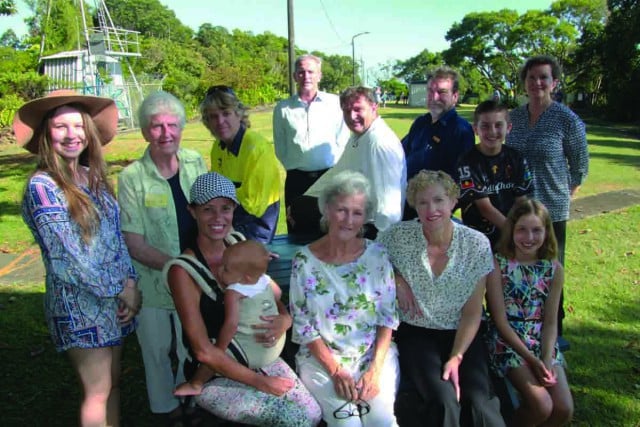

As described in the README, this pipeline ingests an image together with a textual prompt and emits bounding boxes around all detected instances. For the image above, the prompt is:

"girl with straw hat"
[15,90,141,427]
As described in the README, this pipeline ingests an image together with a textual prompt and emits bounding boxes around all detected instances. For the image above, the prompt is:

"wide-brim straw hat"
[12,89,119,154]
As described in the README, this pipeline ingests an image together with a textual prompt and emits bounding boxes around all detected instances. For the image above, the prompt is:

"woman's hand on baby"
[253,313,291,347]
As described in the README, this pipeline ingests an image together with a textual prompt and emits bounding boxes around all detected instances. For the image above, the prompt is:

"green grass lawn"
[0,104,639,425]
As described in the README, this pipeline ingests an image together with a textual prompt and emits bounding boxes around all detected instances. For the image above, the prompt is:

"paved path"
[1,189,639,286]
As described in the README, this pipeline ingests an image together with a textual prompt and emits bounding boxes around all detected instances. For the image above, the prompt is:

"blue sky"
[2,0,553,69]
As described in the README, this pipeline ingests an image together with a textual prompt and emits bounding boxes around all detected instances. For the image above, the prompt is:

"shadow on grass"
[379,110,424,121]
[2,286,638,426]
[565,315,640,426]
[0,199,22,216]
[583,119,640,140]
[589,151,640,169]
[107,158,136,177]
[589,137,640,151]
[586,127,640,151]
[0,152,36,180]
[0,289,154,427]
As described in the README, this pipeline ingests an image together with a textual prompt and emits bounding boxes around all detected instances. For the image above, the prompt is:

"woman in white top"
[378,170,504,427]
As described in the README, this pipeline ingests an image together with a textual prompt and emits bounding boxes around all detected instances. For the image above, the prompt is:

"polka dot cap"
[189,172,240,206]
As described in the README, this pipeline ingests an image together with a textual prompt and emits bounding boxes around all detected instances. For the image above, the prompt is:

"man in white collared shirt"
[273,54,350,233]
[293,86,406,238]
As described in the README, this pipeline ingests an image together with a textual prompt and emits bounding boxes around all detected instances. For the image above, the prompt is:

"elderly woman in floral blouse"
[290,170,400,427]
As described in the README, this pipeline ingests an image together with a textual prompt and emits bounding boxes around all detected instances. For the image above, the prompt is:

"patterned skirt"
[195,358,321,427]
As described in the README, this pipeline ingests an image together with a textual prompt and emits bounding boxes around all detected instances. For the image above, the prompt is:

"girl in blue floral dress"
[16,91,141,426]
[485,199,573,426]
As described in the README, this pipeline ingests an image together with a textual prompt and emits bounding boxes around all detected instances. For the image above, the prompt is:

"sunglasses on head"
[206,85,237,98]
[333,399,370,419]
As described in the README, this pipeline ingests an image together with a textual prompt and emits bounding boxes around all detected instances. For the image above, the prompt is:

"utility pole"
[351,32,369,86]
[287,0,296,96]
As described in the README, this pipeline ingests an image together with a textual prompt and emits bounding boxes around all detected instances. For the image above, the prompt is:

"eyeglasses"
[333,399,370,419]
[206,85,237,98]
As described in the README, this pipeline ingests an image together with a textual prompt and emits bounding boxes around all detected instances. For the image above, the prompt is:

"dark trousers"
[284,168,328,208]
[284,169,328,235]
[288,195,323,239]
[396,323,505,427]
[553,221,567,336]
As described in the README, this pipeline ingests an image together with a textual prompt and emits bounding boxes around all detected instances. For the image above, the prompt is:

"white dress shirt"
[305,117,406,231]
[272,91,350,171]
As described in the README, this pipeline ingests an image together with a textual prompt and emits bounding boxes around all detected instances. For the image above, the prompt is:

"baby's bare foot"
[174,382,203,396]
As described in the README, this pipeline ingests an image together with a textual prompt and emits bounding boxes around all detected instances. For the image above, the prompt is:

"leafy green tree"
[0,29,20,48]
[103,0,193,42]
[131,37,206,109]
[196,24,234,68]
[443,9,522,99]
[456,61,492,103]
[0,45,47,101]
[443,2,608,102]
[547,0,608,101]
[393,49,443,83]
[602,0,640,120]
[0,0,16,15]
[195,26,291,102]
[25,0,86,55]
[376,78,407,101]
[317,53,353,93]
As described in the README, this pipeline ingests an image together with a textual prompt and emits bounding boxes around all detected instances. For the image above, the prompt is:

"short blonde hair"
[406,170,459,208]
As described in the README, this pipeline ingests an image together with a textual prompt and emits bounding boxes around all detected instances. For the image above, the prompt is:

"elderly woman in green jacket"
[118,91,207,424]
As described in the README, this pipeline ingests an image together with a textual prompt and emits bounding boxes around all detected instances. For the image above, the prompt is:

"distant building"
[40,50,134,123]
[37,12,147,128]
[408,80,428,107]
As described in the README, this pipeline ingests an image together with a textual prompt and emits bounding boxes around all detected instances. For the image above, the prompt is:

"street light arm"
[351,32,370,85]
[351,31,370,43]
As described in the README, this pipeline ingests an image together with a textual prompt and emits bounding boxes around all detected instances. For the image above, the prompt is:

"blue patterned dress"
[486,255,564,377]
[22,171,137,352]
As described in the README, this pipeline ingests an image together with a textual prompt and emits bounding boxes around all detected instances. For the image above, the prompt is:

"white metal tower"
[39,0,143,128]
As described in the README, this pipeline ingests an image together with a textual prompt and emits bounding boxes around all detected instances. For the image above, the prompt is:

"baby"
[174,240,286,396]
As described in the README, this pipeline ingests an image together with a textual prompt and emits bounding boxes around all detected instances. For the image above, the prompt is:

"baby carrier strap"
[163,250,249,368]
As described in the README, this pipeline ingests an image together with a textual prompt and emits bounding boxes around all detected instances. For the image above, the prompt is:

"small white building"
[38,26,143,127]
[408,80,428,107]
[40,50,134,124]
